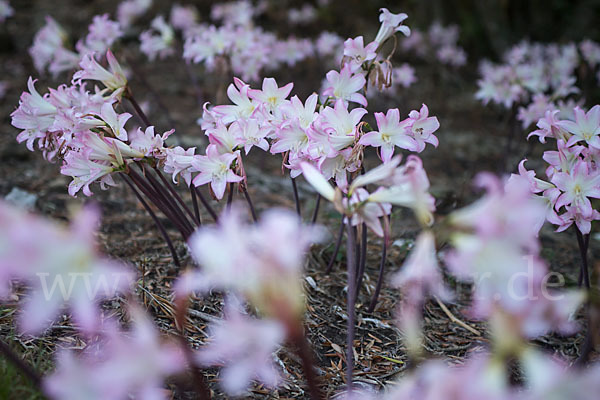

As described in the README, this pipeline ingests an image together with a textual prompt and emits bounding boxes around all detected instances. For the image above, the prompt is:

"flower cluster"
[11,56,152,197]
[30,14,123,77]
[331,171,590,400]
[401,22,467,67]
[182,2,314,81]
[514,105,600,234]
[475,40,600,128]
[447,174,583,340]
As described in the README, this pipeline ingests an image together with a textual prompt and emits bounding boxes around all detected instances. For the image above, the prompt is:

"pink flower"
[319,98,367,152]
[391,231,449,304]
[322,65,367,107]
[248,77,293,111]
[436,45,467,67]
[73,50,127,92]
[197,298,285,395]
[61,150,116,197]
[551,159,600,232]
[315,31,344,59]
[359,108,416,162]
[374,8,410,45]
[11,77,57,151]
[117,0,152,26]
[558,105,600,148]
[183,207,323,317]
[44,306,185,400]
[280,93,319,129]
[368,155,436,226]
[86,14,123,53]
[449,173,544,251]
[206,121,242,153]
[170,4,199,31]
[163,146,197,186]
[191,145,243,199]
[517,93,554,129]
[29,17,70,74]
[212,78,257,123]
[542,139,584,180]
[140,16,175,61]
[235,118,270,154]
[129,126,173,158]
[99,102,131,141]
[0,0,13,23]
[346,188,391,237]
[392,64,417,88]
[405,104,440,152]
[271,122,310,155]
[0,204,133,334]
[343,36,377,72]
[528,109,568,143]
[300,155,435,234]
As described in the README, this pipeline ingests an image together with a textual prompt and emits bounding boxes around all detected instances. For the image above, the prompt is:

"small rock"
[4,187,38,211]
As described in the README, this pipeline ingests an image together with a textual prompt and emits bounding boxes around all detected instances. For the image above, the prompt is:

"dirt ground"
[0,1,597,399]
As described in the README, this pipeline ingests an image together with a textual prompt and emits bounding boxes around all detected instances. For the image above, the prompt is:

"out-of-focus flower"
[181,207,324,319]
[81,14,123,55]
[140,16,176,61]
[170,4,199,32]
[287,4,317,25]
[392,64,417,88]
[44,306,185,400]
[446,173,583,344]
[0,203,133,334]
[117,0,152,27]
[0,0,14,23]
[392,231,449,304]
[197,298,285,395]
[29,17,76,75]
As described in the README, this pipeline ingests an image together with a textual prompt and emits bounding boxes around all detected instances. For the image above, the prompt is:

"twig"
[434,295,481,336]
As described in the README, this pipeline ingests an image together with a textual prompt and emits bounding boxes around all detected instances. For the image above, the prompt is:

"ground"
[0,1,597,399]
